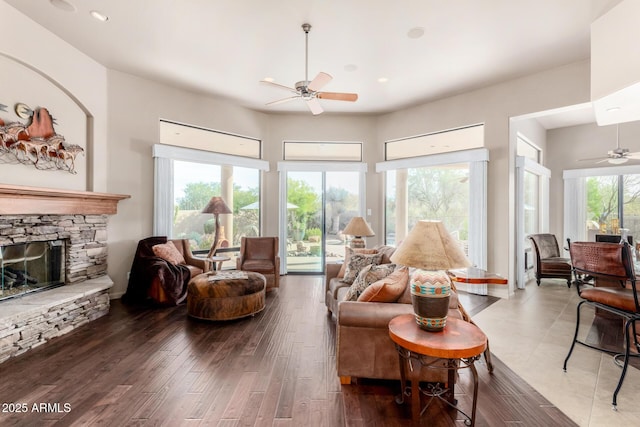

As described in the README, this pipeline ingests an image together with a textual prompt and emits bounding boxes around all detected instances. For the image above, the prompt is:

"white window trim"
[375,148,489,274]
[516,156,551,289]
[152,144,269,236]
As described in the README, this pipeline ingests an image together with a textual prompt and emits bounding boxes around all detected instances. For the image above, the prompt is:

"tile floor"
[473,280,640,427]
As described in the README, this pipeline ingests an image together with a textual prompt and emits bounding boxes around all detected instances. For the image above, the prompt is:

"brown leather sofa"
[237,236,280,290]
[325,246,463,384]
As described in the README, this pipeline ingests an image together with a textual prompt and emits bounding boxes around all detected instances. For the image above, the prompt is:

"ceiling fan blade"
[306,98,324,115]
[317,92,358,102]
[626,152,640,159]
[266,96,300,106]
[577,156,608,162]
[307,72,332,92]
[260,80,299,95]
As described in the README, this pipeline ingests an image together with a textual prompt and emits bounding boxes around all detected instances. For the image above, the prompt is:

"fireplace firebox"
[0,240,66,301]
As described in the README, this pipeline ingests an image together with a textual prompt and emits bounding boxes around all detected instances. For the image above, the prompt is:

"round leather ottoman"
[187,271,266,321]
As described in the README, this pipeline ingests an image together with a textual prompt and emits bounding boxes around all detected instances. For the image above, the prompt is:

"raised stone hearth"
[0,185,129,364]
[0,277,112,363]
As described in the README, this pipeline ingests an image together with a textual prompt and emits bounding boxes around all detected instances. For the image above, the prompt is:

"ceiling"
[4,0,622,119]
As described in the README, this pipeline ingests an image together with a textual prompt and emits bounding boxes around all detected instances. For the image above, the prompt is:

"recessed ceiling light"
[377,77,389,83]
[407,27,425,39]
[50,0,76,12]
[90,10,109,22]
[344,64,358,72]
[263,77,275,82]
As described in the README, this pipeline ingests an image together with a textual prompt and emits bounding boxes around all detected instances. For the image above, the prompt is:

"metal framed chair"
[563,241,640,409]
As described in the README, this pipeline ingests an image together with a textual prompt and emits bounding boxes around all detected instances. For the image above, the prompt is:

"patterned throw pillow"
[344,263,397,301]
[152,241,185,265]
[337,247,379,278]
[341,252,383,284]
[358,266,409,302]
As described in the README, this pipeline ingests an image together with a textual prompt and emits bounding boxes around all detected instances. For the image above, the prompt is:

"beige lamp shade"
[391,220,470,332]
[343,217,375,237]
[343,216,375,248]
[390,220,471,270]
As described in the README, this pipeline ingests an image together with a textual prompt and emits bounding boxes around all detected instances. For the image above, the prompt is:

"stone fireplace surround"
[0,185,129,363]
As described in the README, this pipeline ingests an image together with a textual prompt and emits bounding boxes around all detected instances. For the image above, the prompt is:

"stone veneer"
[0,277,112,363]
[0,214,109,283]
[0,214,112,364]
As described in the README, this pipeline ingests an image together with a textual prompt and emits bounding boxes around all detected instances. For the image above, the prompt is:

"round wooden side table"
[388,314,487,426]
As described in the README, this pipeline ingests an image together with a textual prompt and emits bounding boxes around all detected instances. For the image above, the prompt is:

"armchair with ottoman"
[325,245,468,384]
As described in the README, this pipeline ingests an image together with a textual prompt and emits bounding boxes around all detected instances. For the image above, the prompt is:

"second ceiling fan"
[260,23,358,115]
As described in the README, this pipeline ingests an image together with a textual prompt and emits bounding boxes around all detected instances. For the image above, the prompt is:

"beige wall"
[0,2,108,192]
[376,61,590,295]
[3,2,599,298]
[546,121,640,240]
[106,70,269,296]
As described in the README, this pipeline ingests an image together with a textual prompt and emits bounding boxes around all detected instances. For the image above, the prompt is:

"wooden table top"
[389,315,487,359]
[448,267,508,285]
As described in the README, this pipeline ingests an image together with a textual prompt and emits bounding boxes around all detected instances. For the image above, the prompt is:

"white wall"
[546,120,640,240]
[375,61,591,296]
[0,2,108,191]
[3,1,599,298]
[106,70,270,296]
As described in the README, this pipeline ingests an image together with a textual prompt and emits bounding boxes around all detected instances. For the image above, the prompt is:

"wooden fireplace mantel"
[0,184,130,215]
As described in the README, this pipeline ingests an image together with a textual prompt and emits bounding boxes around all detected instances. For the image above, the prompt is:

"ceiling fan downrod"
[302,23,311,86]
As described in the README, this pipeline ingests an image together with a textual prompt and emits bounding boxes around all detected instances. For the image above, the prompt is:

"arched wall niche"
[0,53,91,190]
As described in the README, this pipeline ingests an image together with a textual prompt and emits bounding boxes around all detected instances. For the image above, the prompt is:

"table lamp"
[202,197,232,252]
[390,220,471,332]
[342,216,375,248]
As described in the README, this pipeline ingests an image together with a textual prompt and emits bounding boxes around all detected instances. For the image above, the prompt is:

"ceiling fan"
[578,124,640,164]
[260,23,358,115]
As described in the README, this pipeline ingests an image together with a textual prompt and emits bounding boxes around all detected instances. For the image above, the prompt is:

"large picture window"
[377,148,488,271]
[153,145,269,251]
[564,165,640,245]
[172,161,260,249]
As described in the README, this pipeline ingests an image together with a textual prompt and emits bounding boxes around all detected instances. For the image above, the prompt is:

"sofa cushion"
[342,252,383,284]
[152,241,185,265]
[344,263,396,301]
[338,247,379,278]
[329,277,351,299]
[374,245,396,265]
[358,266,409,302]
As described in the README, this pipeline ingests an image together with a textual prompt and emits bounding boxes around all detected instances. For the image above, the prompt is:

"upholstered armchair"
[124,237,206,305]
[527,233,572,287]
[236,236,280,290]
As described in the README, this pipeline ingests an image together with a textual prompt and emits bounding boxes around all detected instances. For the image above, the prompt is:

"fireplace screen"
[0,240,66,301]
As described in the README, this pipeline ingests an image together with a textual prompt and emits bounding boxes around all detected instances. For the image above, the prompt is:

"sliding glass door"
[279,162,366,274]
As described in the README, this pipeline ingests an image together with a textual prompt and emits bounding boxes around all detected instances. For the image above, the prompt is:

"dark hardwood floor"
[0,275,577,426]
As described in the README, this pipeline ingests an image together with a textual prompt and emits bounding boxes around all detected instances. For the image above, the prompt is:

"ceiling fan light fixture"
[50,0,76,12]
[609,157,628,165]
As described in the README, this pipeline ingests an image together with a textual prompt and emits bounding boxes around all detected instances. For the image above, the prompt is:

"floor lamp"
[202,196,232,254]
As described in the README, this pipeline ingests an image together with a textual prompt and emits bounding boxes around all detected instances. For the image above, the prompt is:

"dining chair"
[563,241,640,409]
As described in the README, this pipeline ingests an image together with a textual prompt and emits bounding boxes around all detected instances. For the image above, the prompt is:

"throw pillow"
[397,267,416,304]
[152,241,185,265]
[344,263,397,301]
[358,266,409,302]
[341,252,383,284]
[337,247,378,278]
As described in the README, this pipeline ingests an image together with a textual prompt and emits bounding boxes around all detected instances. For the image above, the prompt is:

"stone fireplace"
[0,184,129,363]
